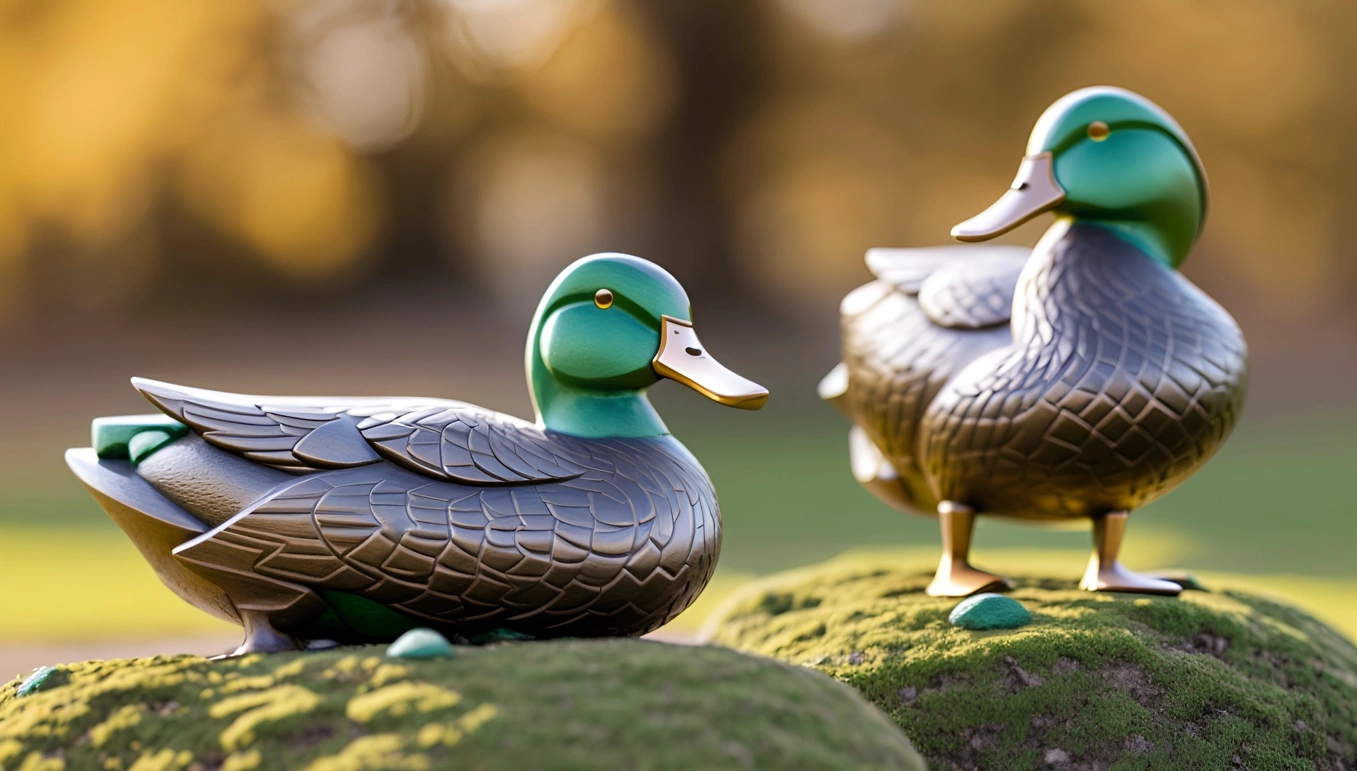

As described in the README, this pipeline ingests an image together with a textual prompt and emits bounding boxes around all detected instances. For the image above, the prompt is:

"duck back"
[836,247,1024,514]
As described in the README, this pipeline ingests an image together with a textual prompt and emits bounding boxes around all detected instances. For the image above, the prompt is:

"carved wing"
[867,245,1028,330]
[831,245,1028,513]
[863,246,956,294]
[133,378,588,485]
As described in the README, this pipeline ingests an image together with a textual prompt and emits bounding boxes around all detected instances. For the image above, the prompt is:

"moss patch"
[702,557,1357,771]
[0,638,923,771]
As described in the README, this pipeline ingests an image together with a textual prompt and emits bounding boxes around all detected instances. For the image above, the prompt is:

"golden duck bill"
[951,152,1066,242]
[653,315,769,410]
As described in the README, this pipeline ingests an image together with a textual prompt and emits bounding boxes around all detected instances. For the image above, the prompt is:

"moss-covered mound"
[703,559,1357,770]
[0,638,924,771]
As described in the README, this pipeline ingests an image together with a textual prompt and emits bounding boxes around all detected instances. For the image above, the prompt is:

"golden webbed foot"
[1081,511,1182,597]
[1080,561,1183,596]
[926,501,1014,597]
[927,560,1014,597]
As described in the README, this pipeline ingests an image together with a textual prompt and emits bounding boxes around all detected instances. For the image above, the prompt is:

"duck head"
[951,86,1208,269]
[526,253,768,438]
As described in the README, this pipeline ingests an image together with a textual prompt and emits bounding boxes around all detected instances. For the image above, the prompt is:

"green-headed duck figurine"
[68,254,768,655]
[821,87,1247,597]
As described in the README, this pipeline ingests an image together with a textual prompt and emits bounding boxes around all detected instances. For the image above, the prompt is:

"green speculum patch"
[92,416,189,460]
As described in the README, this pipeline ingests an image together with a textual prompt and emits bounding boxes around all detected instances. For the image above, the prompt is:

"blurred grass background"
[1,0,1356,648]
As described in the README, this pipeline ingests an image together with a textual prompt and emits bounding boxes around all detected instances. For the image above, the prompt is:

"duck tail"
[818,362,852,417]
[64,448,241,624]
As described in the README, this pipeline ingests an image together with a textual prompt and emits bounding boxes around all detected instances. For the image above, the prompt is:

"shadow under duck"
[68,254,767,655]
[821,87,1247,598]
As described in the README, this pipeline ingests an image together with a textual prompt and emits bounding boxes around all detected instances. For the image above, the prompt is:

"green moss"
[0,639,923,771]
[702,556,1357,770]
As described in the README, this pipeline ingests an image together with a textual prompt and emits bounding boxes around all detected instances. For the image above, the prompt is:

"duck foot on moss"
[213,610,304,658]
[927,564,1013,597]
[926,502,1014,597]
[1079,512,1182,596]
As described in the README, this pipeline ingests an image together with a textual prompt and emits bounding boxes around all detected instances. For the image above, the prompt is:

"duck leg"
[1080,512,1181,596]
[215,610,303,658]
[926,502,1013,597]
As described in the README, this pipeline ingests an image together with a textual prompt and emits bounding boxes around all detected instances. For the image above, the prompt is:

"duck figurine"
[821,87,1247,597]
[67,254,768,654]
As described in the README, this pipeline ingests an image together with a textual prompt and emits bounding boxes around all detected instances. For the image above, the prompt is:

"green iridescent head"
[952,86,1208,269]
[525,253,767,438]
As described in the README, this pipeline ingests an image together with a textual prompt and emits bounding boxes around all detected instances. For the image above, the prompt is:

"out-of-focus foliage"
[0,0,1354,321]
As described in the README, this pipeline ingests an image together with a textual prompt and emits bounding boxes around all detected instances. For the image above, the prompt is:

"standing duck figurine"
[67,254,768,654]
[821,87,1247,597]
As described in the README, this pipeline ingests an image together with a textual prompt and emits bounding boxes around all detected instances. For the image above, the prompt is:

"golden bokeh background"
[2,0,1355,323]
[2,0,1356,656]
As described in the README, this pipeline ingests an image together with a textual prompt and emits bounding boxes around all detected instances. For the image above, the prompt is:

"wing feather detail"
[132,378,588,485]
[866,244,1028,330]
[833,245,1028,513]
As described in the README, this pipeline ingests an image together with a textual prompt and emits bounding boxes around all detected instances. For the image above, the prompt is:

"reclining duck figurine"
[68,254,768,655]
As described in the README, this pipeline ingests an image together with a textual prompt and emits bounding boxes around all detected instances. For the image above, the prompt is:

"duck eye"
[594,289,614,309]
[1087,121,1110,142]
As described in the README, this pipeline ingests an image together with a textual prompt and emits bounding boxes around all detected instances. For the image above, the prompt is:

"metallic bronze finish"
[927,502,1013,597]
[653,316,769,409]
[70,383,723,649]
[66,255,766,653]
[1080,512,1182,595]
[951,153,1065,242]
[833,87,1243,597]
[825,225,1247,596]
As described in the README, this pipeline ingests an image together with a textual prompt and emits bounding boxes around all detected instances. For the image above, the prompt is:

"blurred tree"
[0,0,1353,334]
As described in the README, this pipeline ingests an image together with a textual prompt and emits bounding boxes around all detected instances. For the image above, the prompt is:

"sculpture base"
[703,557,1357,770]
[0,638,924,770]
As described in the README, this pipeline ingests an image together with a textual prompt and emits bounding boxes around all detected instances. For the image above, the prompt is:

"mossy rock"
[0,638,924,771]
[702,559,1357,770]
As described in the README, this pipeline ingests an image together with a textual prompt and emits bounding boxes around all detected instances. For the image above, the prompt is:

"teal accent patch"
[17,665,64,697]
[469,628,534,644]
[128,430,176,464]
[386,628,456,659]
[948,593,1032,630]
[322,590,424,639]
[294,607,351,642]
[93,415,188,459]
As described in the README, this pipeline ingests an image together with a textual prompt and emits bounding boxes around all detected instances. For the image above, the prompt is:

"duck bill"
[951,152,1066,242]
[653,316,768,410]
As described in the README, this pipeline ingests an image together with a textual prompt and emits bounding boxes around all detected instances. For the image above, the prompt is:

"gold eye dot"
[594,288,614,309]
[1088,121,1110,141]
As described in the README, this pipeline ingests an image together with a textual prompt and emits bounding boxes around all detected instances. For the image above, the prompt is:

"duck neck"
[526,344,669,439]
[1074,218,1186,270]
[1066,175,1201,270]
